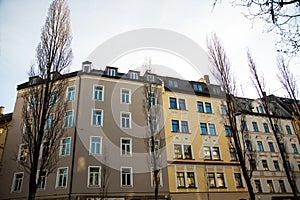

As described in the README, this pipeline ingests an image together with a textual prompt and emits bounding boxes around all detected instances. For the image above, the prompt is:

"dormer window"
[146,75,154,82]
[107,68,116,76]
[168,80,178,87]
[193,84,203,92]
[129,72,139,80]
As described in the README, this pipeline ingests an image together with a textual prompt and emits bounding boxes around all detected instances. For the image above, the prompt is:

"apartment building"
[0,62,169,200]
[0,107,12,168]
[234,97,300,200]
[160,76,249,200]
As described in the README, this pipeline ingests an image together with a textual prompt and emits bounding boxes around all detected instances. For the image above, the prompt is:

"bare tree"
[212,0,300,55]
[19,0,72,199]
[143,80,164,200]
[99,148,111,200]
[248,49,298,198]
[207,33,256,200]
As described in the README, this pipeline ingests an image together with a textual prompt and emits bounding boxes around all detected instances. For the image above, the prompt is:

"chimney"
[0,106,4,115]
[204,75,210,84]
[82,61,92,73]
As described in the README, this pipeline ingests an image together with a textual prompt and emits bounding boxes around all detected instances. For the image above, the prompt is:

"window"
[246,140,253,152]
[254,180,262,193]
[208,173,216,188]
[93,85,103,101]
[121,167,132,187]
[151,169,162,187]
[262,160,269,171]
[60,138,71,156]
[197,101,204,112]
[40,141,50,159]
[148,93,156,106]
[279,180,286,193]
[121,112,131,128]
[205,103,212,113]
[252,122,259,132]
[88,166,101,187]
[92,109,103,126]
[90,137,101,155]
[204,146,211,160]
[37,170,47,190]
[292,144,298,153]
[174,144,192,159]
[28,95,37,109]
[177,172,185,188]
[18,144,28,161]
[146,74,155,82]
[221,104,227,115]
[208,123,217,135]
[286,125,292,135]
[274,124,280,133]
[45,114,54,130]
[64,111,73,127]
[129,72,139,80]
[171,120,179,132]
[107,68,116,76]
[234,173,243,188]
[121,138,132,156]
[263,123,270,133]
[67,87,75,101]
[298,161,300,170]
[56,167,68,188]
[258,105,264,113]
[11,172,23,192]
[268,142,275,152]
[257,141,264,151]
[212,147,221,160]
[178,99,186,110]
[187,172,196,188]
[273,160,280,171]
[229,147,237,161]
[49,91,57,105]
[241,121,248,131]
[181,121,189,133]
[225,125,232,136]
[249,159,257,170]
[200,123,208,134]
[121,89,131,103]
[169,97,177,109]
[267,180,275,193]
[193,84,202,92]
[216,173,225,187]
[168,79,178,87]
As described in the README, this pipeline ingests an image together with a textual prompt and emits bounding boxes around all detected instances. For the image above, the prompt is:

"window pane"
[181,121,189,133]
[205,103,212,113]
[200,123,208,134]
[197,101,204,112]
[170,98,177,109]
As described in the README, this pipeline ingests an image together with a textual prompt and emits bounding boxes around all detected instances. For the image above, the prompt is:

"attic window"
[129,72,139,80]
[193,84,202,92]
[107,68,116,76]
[146,75,155,82]
[168,80,178,87]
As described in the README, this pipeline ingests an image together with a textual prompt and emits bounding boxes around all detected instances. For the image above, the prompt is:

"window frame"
[90,136,102,155]
[87,166,101,188]
[120,167,133,187]
[64,110,73,127]
[60,137,71,156]
[257,141,264,152]
[252,122,259,132]
[93,85,104,101]
[254,179,262,193]
[36,169,48,190]
[56,167,68,188]
[66,86,75,101]
[234,173,243,188]
[286,125,292,135]
[91,109,103,127]
[173,144,193,159]
[121,88,131,104]
[178,98,187,110]
[11,172,24,193]
[120,112,131,129]
[169,97,177,109]
[263,123,270,133]
[292,143,298,153]
[268,142,275,152]
[205,102,212,113]
[120,138,132,157]
[262,160,269,171]
[18,144,28,161]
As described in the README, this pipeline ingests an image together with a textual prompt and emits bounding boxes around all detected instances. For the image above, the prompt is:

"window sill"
[172,131,191,134]
[174,158,195,160]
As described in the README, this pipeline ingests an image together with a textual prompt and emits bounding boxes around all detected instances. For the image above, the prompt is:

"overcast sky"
[1,0,299,113]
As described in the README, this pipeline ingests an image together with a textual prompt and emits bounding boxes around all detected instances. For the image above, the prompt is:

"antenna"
[143,56,152,73]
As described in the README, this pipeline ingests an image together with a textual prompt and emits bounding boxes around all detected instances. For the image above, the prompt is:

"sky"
[0,0,299,113]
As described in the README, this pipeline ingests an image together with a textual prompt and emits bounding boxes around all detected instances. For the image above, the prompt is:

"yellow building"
[161,77,249,200]
[0,106,12,168]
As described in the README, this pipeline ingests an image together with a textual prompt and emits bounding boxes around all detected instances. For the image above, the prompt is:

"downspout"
[68,74,82,200]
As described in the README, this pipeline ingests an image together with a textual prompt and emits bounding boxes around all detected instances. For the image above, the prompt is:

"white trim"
[64,110,74,127]
[89,136,102,155]
[66,86,75,101]
[120,137,132,157]
[36,169,48,190]
[173,143,193,159]
[11,172,24,193]
[91,109,104,127]
[150,167,163,187]
[59,137,71,157]
[87,166,101,188]
[120,166,133,187]
[55,167,68,188]
[120,88,131,104]
[120,112,131,129]
[92,84,104,101]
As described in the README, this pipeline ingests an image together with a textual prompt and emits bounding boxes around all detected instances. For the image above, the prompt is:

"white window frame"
[121,88,131,104]
[129,72,139,80]
[93,85,104,101]
[150,168,163,187]
[36,169,48,190]
[90,136,102,155]
[91,109,103,127]
[173,144,193,159]
[87,166,101,188]
[56,167,68,188]
[120,167,133,187]
[66,86,75,101]
[120,138,132,156]
[120,112,131,129]
[18,144,28,161]
[11,172,24,193]
[60,137,71,156]
[107,68,116,76]
[64,110,73,127]
[45,114,54,130]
